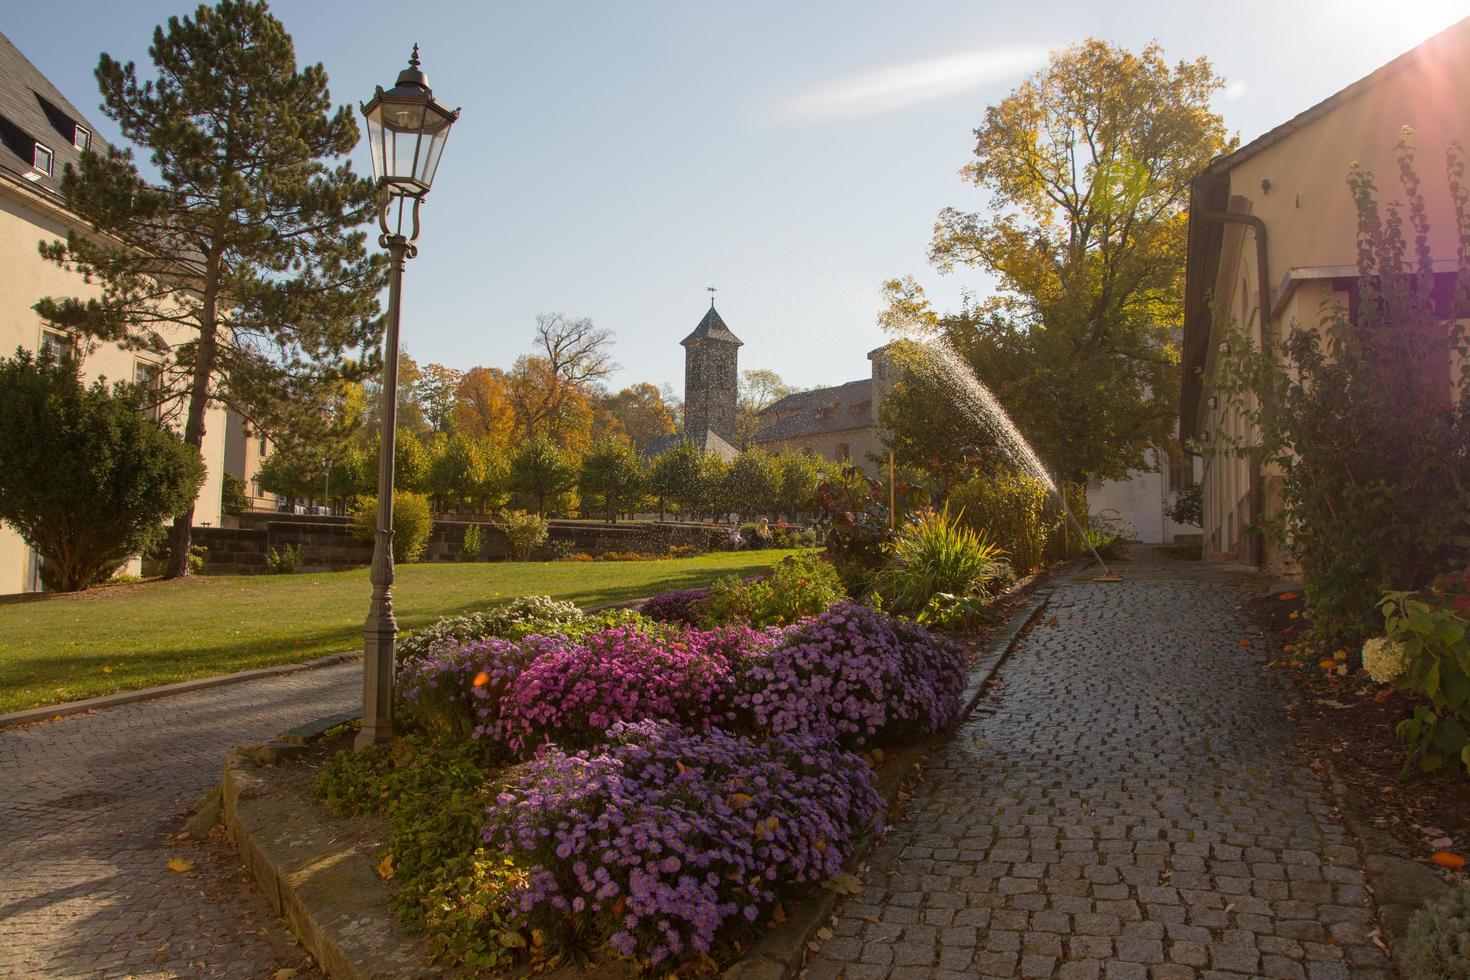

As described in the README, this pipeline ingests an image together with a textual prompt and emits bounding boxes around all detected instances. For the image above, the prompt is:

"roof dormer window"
[73,125,90,151]
[32,141,53,175]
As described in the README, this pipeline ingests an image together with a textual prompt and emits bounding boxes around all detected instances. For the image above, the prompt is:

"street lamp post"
[355,46,460,750]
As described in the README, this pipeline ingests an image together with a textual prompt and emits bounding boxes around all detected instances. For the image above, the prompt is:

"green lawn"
[0,550,802,714]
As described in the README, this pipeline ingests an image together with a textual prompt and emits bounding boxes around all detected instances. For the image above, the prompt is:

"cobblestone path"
[807,561,1392,979]
[0,662,359,978]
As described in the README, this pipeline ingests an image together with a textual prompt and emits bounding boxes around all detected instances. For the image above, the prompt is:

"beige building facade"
[752,346,895,476]
[1182,17,1470,572]
[0,32,227,593]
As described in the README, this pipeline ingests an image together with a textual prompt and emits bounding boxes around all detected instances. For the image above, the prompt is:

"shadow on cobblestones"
[0,663,358,977]
[806,549,1392,980]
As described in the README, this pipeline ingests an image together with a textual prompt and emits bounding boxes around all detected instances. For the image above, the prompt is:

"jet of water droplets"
[916,338,1112,574]
[919,339,1058,492]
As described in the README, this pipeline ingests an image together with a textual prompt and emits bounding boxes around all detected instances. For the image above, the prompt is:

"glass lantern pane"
[418,128,448,188]
[390,129,423,183]
[364,115,385,183]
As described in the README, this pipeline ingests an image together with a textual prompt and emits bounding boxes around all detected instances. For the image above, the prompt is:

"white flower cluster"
[1362,636,1410,685]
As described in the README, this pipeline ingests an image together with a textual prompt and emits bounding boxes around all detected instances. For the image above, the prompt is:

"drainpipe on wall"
[1197,203,1270,571]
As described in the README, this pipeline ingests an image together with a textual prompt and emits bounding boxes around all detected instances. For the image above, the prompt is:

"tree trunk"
[164,289,219,579]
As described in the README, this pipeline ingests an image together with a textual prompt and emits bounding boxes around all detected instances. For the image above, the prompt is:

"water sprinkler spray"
[920,340,1121,582]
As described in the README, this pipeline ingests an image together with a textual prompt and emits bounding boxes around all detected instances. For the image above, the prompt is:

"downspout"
[1196,205,1270,571]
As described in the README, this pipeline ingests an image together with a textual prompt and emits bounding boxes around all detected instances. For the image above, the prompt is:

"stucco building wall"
[1187,22,1470,573]
[0,181,227,594]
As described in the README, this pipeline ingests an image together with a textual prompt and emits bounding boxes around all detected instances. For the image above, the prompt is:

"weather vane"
[707,285,717,307]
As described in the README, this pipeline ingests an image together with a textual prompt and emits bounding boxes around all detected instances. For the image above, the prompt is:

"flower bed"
[318,574,970,974]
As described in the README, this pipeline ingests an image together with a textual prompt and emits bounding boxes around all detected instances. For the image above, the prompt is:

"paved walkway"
[807,551,1392,979]
[0,662,358,978]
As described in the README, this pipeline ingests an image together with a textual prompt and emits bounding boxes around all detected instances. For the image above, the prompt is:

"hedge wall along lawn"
[0,550,806,714]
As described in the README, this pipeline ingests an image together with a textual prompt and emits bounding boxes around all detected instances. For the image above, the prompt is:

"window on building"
[73,125,90,151]
[33,141,53,175]
[258,434,268,455]
[837,442,851,460]
[39,328,73,360]
[1167,457,1195,492]
[134,361,162,421]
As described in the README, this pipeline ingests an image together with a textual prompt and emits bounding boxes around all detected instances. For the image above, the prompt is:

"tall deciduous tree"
[34,0,385,576]
[736,369,792,448]
[884,40,1231,481]
[509,436,576,516]
[596,383,676,453]
[417,362,463,434]
[506,314,615,441]
[452,366,515,444]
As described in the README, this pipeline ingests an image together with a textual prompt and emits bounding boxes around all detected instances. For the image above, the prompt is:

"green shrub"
[315,735,514,971]
[1400,880,1470,979]
[266,543,302,574]
[0,349,206,591]
[1213,134,1470,649]
[874,507,1007,616]
[696,552,845,627]
[1377,581,1470,775]
[1082,526,1130,562]
[459,523,485,562]
[949,469,1056,573]
[500,510,549,561]
[222,472,247,516]
[351,490,433,563]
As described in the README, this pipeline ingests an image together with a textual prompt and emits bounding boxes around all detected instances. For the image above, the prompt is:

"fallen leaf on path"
[1238,639,1253,649]
[1374,689,1393,703]
[274,971,298,980]
[167,857,194,873]
[377,853,395,879]
[1431,851,1466,869]
[1431,837,1454,849]
[822,873,864,895]
[1278,592,1298,601]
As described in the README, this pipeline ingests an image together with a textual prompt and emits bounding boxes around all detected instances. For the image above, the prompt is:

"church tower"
[681,300,742,445]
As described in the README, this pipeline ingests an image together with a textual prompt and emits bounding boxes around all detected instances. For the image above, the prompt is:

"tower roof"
[681,304,742,347]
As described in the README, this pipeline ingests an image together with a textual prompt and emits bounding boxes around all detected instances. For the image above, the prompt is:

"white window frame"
[134,359,163,421]
[73,125,90,151]
[39,327,72,359]
[33,141,53,175]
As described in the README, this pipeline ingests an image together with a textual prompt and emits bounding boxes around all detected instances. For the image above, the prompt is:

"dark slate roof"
[681,304,742,347]
[752,378,875,442]
[644,428,739,462]
[0,30,107,202]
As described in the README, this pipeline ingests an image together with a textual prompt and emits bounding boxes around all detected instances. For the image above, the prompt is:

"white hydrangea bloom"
[1362,636,1410,684]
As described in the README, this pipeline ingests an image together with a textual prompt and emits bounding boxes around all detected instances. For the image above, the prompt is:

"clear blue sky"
[6,1,1466,393]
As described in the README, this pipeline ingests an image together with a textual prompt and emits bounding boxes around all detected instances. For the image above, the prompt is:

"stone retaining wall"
[191,512,723,575]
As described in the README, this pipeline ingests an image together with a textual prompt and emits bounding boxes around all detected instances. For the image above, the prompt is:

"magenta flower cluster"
[399,625,787,753]
[498,626,777,754]
[640,589,710,626]
[738,601,967,748]
[481,720,883,965]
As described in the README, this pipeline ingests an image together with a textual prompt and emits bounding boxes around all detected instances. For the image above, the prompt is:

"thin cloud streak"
[774,46,1050,124]
[1225,79,1249,100]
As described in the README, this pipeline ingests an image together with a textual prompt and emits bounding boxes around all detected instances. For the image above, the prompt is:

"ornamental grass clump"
[740,601,967,748]
[481,721,883,967]
[873,506,1007,615]
[497,626,783,754]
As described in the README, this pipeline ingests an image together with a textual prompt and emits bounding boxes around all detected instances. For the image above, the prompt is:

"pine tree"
[34,1,386,577]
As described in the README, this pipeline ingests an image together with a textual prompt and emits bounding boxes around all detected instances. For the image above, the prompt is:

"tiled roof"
[752,378,875,442]
[681,304,742,347]
[644,428,740,462]
[0,30,107,201]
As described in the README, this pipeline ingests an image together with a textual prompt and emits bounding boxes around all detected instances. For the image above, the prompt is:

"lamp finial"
[409,43,421,69]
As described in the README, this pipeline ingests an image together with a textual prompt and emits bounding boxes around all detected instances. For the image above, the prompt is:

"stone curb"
[0,651,362,731]
[722,584,1055,980]
[223,741,438,979]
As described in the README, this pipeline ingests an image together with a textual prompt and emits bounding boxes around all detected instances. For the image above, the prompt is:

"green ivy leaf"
[1420,753,1445,773]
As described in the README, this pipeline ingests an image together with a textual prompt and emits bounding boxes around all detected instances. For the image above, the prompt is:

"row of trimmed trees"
[258,433,830,523]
